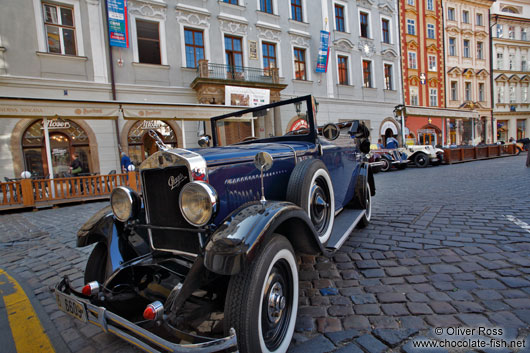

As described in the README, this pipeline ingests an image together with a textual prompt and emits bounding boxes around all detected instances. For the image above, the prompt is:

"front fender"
[204,201,322,276]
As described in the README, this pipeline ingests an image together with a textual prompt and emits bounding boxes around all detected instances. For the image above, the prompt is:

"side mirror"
[321,123,340,141]
[198,135,211,148]
[349,120,370,139]
[254,152,273,172]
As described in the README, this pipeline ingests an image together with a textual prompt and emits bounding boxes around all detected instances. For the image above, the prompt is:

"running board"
[325,208,365,251]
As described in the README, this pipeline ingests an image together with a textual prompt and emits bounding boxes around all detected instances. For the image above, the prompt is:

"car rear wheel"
[225,235,298,353]
[413,153,429,168]
[84,242,107,284]
[286,159,334,244]
[380,158,391,172]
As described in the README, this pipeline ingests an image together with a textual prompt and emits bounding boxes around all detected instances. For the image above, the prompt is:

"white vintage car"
[399,145,444,168]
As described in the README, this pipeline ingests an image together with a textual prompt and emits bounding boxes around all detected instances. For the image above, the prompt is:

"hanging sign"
[316,30,330,73]
[140,120,163,130]
[107,0,129,48]
[41,119,71,130]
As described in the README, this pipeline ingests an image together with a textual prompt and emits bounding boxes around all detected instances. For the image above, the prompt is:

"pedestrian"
[377,138,384,149]
[69,153,82,177]
[386,135,399,149]
[121,152,132,173]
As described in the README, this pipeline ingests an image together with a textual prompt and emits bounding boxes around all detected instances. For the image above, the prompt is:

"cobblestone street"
[0,154,529,353]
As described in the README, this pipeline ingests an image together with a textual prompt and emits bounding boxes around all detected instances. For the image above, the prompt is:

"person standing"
[70,153,82,176]
[386,135,399,149]
[121,152,132,173]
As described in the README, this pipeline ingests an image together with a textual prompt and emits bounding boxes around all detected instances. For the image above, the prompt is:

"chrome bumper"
[54,279,238,353]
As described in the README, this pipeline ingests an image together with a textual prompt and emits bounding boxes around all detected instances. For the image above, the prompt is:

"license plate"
[55,291,87,322]
[432,158,439,162]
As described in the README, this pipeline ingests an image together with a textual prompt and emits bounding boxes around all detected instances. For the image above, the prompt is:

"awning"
[405,106,479,119]
[121,104,238,120]
[0,98,119,118]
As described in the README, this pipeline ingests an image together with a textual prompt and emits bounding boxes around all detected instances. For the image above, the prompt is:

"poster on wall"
[107,0,129,48]
[316,30,330,73]
[225,86,270,107]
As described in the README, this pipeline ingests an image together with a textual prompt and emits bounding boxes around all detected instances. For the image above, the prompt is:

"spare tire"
[286,159,335,244]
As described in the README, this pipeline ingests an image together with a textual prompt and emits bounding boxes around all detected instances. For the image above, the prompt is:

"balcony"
[190,59,286,105]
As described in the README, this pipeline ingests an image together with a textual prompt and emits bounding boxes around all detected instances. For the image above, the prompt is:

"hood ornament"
[149,130,169,151]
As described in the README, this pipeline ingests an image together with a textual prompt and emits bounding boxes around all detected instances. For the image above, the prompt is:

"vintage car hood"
[190,142,314,166]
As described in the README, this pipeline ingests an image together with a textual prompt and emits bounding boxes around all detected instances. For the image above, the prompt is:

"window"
[184,28,204,68]
[510,85,516,103]
[225,35,243,69]
[410,86,419,105]
[384,63,393,90]
[262,42,277,76]
[465,82,472,101]
[497,24,503,38]
[479,83,485,101]
[408,51,417,69]
[451,81,458,100]
[427,24,435,39]
[509,54,514,70]
[407,0,414,5]
[448,8,455,21]
[463,39,470,58]
[260,0,273,14]
[449,37,456,56]
[523,28,527,41]
[497,52,503,69]
[523,86,528,102]
[428,55,436,71]
[338,55,349,85]
[382,18,390,44]
[360,12,369,38]
[291,0,303,22]
[407,19,416,35]
[42,2,76,55]
[497,85,504,103]
[522,56,527,71]
[427,0,434,11]
[294,48,306,80]
[335,4,345,32]
[430,88,438,106]
[509,26,515,39]
[476,13,483,26]
[477,42,483,59]
[136,19,161,64]
[462,10,469,24]
[223,0,238,4]
[362,60,372,88]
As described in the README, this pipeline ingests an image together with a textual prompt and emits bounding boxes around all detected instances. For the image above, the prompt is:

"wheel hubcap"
[267,282,286,323]
[310,180,330,235]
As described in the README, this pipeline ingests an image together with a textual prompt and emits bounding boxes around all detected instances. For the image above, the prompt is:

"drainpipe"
[396,0,406,147]
[441,1,447,146]
[489,11,496,144]
[104,0,122,153]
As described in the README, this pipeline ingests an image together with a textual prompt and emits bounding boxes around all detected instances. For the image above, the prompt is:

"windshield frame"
[209,95,317,147]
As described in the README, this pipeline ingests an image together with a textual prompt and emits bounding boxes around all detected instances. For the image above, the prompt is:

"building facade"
[491,0,530,143]
[444,0,494,145]
[0,0,402,179]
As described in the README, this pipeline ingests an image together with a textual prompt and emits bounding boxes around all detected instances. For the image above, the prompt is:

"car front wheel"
[414,153,429,168]
[225,235,298,353]
[380,158,391,172]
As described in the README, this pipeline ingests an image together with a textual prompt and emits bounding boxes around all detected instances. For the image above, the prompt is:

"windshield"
[212,99,313,146]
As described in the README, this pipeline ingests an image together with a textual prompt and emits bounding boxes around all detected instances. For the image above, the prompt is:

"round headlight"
[110,187,140,222]
[179,181,217,227]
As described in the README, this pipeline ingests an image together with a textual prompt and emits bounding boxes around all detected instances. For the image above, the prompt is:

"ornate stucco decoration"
[218,14,248,35]
[408,75,420,85]
[357,0,375,10]
[256,23,281,41]
[520,75,530,84]
[176,5,210,27]
[358,39,376,58]
[508,74,521,83]
[288,31,311,47]
[476,69,489,79]
[446,26,460,35]
[378,2,395,16]
[495,74,508,82]
[334,38,355,53]
[428,77,438,87]
[448,67,462,78]
[381,48,398,60]
[407,40,418,50]
[128,0,167,20]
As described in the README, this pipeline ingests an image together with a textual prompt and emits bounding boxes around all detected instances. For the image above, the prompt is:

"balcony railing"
[197,60,279,84]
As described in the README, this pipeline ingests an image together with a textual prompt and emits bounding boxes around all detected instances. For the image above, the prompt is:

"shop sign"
[140,120,162,130]
[225,86,270,107]
[43,119,71,130]
[316,31,330,73]
[290,118,309,132]
[107,0,129,48]
[418,129,435,134]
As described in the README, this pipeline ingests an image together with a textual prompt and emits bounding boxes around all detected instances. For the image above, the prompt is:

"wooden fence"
[0,171,140,211]
[443,144,517,164]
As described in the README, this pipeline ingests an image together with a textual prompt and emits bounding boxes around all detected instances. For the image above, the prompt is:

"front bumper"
[54,278,238,353]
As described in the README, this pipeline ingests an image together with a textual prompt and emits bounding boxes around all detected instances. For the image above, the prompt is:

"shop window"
[128,120,177,165]
[42,2,77,55]
[22,119,91,177]
[497,120,508,142]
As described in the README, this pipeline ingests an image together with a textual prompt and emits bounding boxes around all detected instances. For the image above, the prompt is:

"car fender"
[354,162,375,203]
[204,201,322,276]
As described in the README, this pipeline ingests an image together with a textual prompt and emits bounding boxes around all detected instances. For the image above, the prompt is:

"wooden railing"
[0,171,140,210]
[443,144,517,164]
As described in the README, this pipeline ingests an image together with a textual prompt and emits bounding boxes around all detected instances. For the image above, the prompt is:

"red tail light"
[143,301,164,321]
[81,281,99,296]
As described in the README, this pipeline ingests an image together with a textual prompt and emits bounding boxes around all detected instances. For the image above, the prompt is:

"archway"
[418,124,442,146]
[126,120,180,165]
[379,118,400,147]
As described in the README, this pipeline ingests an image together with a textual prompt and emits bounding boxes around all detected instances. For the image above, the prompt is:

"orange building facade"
[398,0,477,146]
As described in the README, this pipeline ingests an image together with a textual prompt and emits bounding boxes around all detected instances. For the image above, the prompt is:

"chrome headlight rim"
[179,181,218,227]
[110,186,141,222]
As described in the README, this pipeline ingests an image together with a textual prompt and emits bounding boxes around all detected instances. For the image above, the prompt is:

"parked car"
[400,145,444,168]
[54,96,375,353]
[369,145,408,172]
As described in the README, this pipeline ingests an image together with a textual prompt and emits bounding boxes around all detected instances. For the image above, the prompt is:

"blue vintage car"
[54,95,375,353]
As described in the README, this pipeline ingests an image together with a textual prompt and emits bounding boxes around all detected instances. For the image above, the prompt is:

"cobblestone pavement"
[0,154,529,353]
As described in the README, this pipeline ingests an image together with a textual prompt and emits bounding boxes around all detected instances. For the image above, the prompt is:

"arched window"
[127,120,177,165]
[21,119,91,177]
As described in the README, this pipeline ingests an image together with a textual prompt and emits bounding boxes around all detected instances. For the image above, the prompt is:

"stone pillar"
[273,107,282,136]
[198,59,209,78]
[508,117,517,141]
